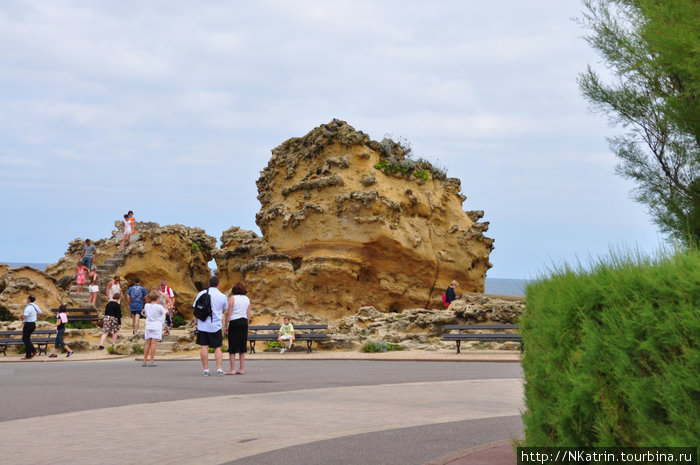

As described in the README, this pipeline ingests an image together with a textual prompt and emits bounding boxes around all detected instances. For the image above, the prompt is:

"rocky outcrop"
[216,119,494,317]
[45,223,216,319]
[0,265,76,318]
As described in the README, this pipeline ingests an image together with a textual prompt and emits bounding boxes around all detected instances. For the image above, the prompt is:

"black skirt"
[227,318,248,354]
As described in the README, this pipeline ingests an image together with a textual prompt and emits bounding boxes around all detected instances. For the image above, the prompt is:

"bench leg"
[306,340,312,353]
[0,344,6,356]
[248,340,256,355]
[456,340,461,354]
[36,343,49,356]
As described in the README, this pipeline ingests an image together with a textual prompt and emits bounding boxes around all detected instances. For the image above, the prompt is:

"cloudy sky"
[0,1,662,279]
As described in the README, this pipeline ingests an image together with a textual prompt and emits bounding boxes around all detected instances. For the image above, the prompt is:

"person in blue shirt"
[445,280,459,307]
[126,277,148,334]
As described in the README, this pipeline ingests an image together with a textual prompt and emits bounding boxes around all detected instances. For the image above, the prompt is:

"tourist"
[278,316,295,353]
[159,279,175,332]
[21,295,42,360]
[106,276,122,302]
[121,213,132,251]
[74,261,87,294]
[99,293,122,350]
[223,281,250,375]
[87,266,99,307]
[127,211,136,234]
[50,304,73,358]
[142,290,167,367]
[445,280,459,308]
[193,275,228,377]
[126,278,148,334]
[79,239,97,270]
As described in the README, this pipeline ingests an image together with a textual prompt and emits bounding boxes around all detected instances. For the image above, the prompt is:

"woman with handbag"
[99,293,122,350]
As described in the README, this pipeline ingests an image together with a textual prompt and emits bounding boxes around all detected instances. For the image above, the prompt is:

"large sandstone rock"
[216,120,494,317]
[0,265,76,318]
[45,223,216,318]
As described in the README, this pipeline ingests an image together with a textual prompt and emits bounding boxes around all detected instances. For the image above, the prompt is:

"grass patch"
[362,340,388,353]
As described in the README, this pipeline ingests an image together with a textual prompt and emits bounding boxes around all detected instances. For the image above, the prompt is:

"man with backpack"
[192,276,228,377]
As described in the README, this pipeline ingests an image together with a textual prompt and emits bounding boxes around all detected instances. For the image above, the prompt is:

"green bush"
[107,346,116,354]
[172,314,186,328]
[521,247,700,447]
[266,340,281,351]
[0,305,14,321]
[66,321,93,329]
[208,345,228,353]
[362,340,388,353]
[131,344,144,354]
[386,343,404,351]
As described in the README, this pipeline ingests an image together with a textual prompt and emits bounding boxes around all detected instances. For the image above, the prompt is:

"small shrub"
[413,169,430,181]
[191,242,200,253]
[132,344,144,354]
[0,305,14,321]
[362,340,388,353]
[208,345,228,353]
[264,340,281,352]
[66,321,93,329]
[107,346,116,354]
[386,343,404,351]
[172,314,186,328]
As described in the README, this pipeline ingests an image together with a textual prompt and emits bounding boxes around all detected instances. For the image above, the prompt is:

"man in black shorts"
[192,276,228,376]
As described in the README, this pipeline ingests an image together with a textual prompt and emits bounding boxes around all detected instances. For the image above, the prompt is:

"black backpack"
[193,289,212,321]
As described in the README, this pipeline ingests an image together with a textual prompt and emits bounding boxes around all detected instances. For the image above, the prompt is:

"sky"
[0,1,663,279]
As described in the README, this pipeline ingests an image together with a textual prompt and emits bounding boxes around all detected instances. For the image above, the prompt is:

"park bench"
[441,324,522,353]
[0,330,58,356]
[52,307,100,322]
[247,324,328,354]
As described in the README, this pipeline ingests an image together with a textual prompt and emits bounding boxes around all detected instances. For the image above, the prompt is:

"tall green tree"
[578,0,700,244]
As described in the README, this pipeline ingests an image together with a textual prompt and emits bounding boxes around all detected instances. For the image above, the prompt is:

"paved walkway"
[0,354,523,465]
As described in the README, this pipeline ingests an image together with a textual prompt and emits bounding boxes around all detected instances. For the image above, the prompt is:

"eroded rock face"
[0,265,76,318]
[44,223,216,318]
[217,119,494,316]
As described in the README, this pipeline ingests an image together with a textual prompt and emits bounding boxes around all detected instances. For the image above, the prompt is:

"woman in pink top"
[74,261,87,294]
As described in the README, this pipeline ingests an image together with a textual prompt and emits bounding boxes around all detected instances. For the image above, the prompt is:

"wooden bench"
[441,324,522,353]
[52,307,100,322]
[247,324,328,354]
[0,330,58,356]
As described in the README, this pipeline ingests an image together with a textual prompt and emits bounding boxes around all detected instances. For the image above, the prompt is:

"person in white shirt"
[192,276,228,376]
[21,295,42,360]
[223,281,251,375]
[142,290,167,367]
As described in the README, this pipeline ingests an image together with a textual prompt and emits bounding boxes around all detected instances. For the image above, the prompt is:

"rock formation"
[0,265,76,318]
[216,119,494,318]
[45,223,216,319]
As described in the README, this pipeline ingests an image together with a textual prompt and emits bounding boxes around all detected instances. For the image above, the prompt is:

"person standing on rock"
[445,280,459,308]
[126,278,148,334]
[142,290,167,367]
[193,275,228,377]
[87,266,99,307]
[50,305,73,358]
[74,261,87,294]
[106,276,122,302]
[121,213,132,251]
[21,295,42,360]
[99,293,122,350]
[223,281,250,375]
[80,239,97,270]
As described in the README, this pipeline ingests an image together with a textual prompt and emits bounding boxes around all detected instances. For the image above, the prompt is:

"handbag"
[96,317,104,328]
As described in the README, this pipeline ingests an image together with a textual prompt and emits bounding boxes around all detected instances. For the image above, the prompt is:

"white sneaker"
[203,370,210,376]
[217,369,224,377]
[280,348,286,354]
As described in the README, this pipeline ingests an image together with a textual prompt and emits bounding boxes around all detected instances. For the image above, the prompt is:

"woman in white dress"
[142,290,167,367]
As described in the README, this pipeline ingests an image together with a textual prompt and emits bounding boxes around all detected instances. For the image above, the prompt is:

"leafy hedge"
[521,248,700,447]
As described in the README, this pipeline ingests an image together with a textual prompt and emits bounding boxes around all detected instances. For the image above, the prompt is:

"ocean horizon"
[5,262,527,297]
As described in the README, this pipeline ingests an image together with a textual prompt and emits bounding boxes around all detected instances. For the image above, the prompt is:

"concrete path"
[0,359,523,465]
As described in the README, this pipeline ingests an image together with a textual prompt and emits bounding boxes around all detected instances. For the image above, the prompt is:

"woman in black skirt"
[223,282,251,375]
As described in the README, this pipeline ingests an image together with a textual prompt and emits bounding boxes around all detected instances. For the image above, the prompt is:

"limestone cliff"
[45,223,216,318]
[0,265,76,318]
[216,120,493,317]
